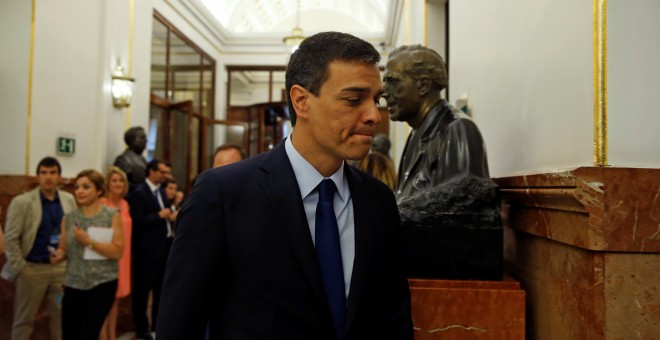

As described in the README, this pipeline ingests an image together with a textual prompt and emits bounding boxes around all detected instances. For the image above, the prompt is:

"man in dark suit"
[157,32,412,339]
[129,159,174,340]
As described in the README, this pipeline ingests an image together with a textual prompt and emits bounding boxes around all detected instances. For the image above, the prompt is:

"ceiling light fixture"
[283,0,306,49]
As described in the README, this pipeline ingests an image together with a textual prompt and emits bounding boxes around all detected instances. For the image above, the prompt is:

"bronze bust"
[383,45,503,280]
[114,126,148,194]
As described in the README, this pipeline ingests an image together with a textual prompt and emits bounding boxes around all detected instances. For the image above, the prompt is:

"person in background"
[157,31,412,339]
[129,160,173,340]
[163,178,182,237]
[51,169,124,340]
[212,144,246,168]
[371,133,392,159]
[99,166,132,340]
[164,178,183,213]
[2,156,76,340]
[354,151,398,191]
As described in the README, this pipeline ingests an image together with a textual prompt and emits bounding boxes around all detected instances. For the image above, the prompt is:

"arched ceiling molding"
[173,0,402,54]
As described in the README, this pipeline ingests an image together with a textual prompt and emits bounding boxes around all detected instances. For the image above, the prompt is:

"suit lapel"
[141,183,161,210]
[28,189,43,249]
[344,166,372,329]
[258,143,329,310]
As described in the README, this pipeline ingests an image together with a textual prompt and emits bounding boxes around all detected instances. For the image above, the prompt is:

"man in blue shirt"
[2,157,76,340]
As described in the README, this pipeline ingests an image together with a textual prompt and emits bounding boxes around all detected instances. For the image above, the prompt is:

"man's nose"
[364,102,382,124]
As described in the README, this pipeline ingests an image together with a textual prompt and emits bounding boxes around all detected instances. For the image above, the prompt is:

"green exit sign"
[57,137,75,155]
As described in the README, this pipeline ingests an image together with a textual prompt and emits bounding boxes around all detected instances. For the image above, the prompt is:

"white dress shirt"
[285,136,355,299]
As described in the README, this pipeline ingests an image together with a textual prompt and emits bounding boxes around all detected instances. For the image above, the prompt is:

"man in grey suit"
[2,156,76,340]
[157,32,412,339]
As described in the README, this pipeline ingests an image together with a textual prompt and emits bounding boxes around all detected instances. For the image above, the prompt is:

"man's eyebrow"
[340,86,386,96]
[340,86,371,93]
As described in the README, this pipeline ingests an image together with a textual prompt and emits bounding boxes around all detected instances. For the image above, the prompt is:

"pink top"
[99,197,132,298]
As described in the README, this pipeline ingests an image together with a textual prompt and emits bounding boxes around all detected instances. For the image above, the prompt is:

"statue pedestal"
[409,275,525,339]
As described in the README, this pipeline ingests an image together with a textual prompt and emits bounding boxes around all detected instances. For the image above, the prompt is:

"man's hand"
[50,247,66,264]
[158,208,172,219]
[168,210,178,222]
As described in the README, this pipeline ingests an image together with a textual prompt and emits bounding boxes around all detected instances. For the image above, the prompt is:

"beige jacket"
[1,187,76,281]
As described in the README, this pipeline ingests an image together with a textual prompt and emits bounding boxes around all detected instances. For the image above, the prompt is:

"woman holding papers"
[51,169,124,340]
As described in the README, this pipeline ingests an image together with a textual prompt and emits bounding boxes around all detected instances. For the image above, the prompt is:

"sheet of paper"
[83,227,113,260]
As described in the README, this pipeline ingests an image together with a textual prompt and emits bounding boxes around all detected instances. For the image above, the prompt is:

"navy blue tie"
[315,179,347,339]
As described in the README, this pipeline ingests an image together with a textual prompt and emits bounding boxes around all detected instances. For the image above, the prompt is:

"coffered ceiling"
[181,0,403,52]
[201,0,391,34]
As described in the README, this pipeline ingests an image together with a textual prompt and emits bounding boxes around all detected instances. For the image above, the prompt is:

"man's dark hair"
[285,31,381,126]
[36,156,62,175]
[388,44,448,91]
[124,126,145,146]
[146,159,171,176]
[214,144,247,160]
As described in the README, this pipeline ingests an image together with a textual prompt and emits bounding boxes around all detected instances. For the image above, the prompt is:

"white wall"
[450,0,594,177]
[608,0,660,168]
[426,0,446,58]
[0,0,153,178]
[30,0,105,177]
[387,0,429,172]
[0,0,31,174]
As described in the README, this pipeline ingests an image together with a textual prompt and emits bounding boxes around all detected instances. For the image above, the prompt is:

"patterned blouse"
[63,206,119,290]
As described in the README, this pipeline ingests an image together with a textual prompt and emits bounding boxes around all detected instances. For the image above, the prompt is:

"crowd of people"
[0,141,250,340]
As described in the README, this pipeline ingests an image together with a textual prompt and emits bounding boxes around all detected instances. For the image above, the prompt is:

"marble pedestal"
[495,167,660,339]
[409,275,525,339]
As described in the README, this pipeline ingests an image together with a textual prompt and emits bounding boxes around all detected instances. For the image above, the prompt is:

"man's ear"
[418,76,432,96]
[290,85,310,119]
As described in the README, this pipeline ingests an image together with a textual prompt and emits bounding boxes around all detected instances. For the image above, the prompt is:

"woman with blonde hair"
[99,166,132,340]
[51,169,124,339]
[354,151,398,191]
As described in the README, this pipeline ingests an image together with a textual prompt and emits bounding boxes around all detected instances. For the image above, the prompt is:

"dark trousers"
[132,255,168,334]
[62,280,117,340]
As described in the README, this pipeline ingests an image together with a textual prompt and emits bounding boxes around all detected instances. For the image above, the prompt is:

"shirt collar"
[146,178,160,193]
[285,136,347,202]
[39,190,60,203]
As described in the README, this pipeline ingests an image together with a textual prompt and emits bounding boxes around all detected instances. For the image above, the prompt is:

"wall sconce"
[111,64,135,108]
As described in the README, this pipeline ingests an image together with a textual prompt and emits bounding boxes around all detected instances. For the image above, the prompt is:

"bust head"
[382,45,447,127]
[124,126,147,154]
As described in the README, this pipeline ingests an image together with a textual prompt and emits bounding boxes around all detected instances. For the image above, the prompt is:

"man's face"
[165,183,177,200]
[149,162,171,184]
[382,54,421,123]
[37,165,61,193]
[213,149,242,168]
[302,61,382,161]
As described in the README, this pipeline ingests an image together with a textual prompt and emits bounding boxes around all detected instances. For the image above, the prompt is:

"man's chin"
[345,148,371,161]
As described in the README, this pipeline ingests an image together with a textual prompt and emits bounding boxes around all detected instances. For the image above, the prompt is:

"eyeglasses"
[158,168,172,175]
